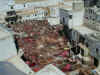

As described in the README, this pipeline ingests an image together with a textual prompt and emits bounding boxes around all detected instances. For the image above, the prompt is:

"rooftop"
[0,27,11,40]
[72,25,98,35]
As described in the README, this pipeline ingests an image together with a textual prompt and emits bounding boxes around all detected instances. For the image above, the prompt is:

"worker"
[91,70,99,75]
[62,64,72,72]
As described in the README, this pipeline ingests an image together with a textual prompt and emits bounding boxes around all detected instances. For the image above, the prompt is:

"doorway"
[94,57,99,67]
[63,17,65,24]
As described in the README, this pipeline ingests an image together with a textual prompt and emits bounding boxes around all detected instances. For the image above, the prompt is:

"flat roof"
[0,27,11,40]
[72,25,98,35]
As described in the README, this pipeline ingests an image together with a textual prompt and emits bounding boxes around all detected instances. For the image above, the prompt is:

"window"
[96,48,99,56]
[92,11,95,14]
[63,17,65,24]
[10,6,14,9]
[85,17,88,19]
[7,11,16,16]
[45,12,48,16]
[24,4,26,7]
[81,49,84,56]
[85,42,89,47]
[94,57,99,67]
[10,21,14,24]
[90,16,92,19]
[35,14,37,16]
[79,35,85,44]
[89,9,93,14]
[92,18,95,21]
[91,10,93,14]
[69,15,72,19]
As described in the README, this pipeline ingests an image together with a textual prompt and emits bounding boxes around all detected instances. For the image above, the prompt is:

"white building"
[72,0,85,27]
[84,6,100,31]
[0,27,17,61]
[0,12,6,24]
[5,0,73,25]
[68,0,85,41]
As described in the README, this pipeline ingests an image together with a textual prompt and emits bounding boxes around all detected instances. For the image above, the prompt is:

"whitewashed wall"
[49,7,60,17]
[0,12,6,24]
[59,9,69,25]
[72,0,84,26]
[0,30,17,61]
[72,11,84,26]
[0,0,9,12]
[48,18,60,25]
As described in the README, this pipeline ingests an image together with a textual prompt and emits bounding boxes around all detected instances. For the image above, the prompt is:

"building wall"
[84,0,97,7]
[48,18,60,25]
[85,35,100,60]
[0,12,6,24]
[72,0,85,26]
[48,8,70,25]
[49,7,60,17]
[90,42,100,59]
[20,7,48,21]
[10,0,62,10]
[5,0,73,25]
[59,8,70,25]
[15,6,70,25]
[84,7,100,31]
[96,0,100,8]
[0,35,17,61]
[70,30,80,42]
[63,0,73,10]
[73,11,84,26]
[8,0,62,22]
